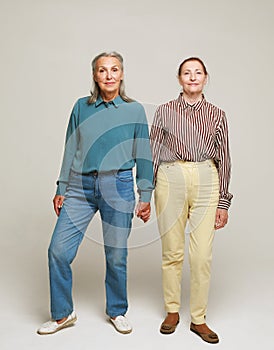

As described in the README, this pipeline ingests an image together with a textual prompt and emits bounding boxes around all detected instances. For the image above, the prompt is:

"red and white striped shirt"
[150,94,233,210]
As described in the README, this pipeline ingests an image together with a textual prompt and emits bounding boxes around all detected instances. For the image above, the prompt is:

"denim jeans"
[48,169,135,320]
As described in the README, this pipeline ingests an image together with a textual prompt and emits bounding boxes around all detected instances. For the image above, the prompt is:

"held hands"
[53,195,65,216]
[215,208,228,230]
[53,196,152,222]
[135,202,151,223]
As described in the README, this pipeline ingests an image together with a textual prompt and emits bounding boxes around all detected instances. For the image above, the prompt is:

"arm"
[214,112,233,229]
[215,111,233,211]
[55,101,79,198]
[133,105,154,222]
[150,106,165,184]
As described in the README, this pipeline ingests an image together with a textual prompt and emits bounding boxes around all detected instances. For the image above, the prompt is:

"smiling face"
[178,59,207,99]
[93,56,124,101]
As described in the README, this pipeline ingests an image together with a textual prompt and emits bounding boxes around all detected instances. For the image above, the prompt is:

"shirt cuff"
[217,198,231,210]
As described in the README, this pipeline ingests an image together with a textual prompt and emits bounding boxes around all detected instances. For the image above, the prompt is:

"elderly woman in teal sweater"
[37,52,154,336]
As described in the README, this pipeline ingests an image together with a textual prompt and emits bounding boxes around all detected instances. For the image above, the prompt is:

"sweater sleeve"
[133,104,154,202]
[56,101,79,196]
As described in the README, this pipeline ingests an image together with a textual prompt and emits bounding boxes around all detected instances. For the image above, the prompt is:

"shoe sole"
[37,316,77,335]
[190,327,219,344]
[160,320,179,335]
[160,327,176,334]
[109,319,132,334]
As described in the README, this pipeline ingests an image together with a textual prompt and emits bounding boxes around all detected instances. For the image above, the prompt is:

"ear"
[204,75,208,85]
[177,75,183,88]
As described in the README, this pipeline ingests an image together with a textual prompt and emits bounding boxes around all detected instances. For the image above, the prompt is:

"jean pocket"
[115,170,133,182]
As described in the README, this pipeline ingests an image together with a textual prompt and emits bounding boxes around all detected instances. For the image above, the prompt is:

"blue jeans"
[48,170,135,320]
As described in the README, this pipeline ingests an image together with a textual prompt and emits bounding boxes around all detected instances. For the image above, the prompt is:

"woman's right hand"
[53,195,65,216]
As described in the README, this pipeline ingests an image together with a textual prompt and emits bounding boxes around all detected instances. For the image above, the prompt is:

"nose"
[190,73,196,81]
[106,70,112,80]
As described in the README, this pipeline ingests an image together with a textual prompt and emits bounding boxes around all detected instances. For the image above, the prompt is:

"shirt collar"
[95,95,124,108]
[177,93,206,112]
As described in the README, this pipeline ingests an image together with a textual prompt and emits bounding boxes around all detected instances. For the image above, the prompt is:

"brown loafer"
[190,323,219,344]
[160,317,180,334]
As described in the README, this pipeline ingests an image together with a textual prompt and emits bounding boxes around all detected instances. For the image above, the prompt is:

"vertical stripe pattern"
[150,94,233,209]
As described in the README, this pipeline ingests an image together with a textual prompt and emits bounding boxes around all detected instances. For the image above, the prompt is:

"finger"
[55,203,61,216]
[214,217,220,229]
[141,209,150,217]
[215,218,222,229]
[141,215,150,223]
[141,211,150,220]
[54,197,63,216]
[136,209,142,217]
[215,219,227,229]
[53,200,59,216]
[138,211,150,222]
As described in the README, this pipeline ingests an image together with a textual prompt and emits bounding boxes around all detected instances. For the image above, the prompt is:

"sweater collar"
[95,95,124,108]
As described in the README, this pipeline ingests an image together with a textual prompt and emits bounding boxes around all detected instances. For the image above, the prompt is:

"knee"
[189,251,212,273]
[162,249,184,266]
[48,241,68,264]
[106,247,127,269]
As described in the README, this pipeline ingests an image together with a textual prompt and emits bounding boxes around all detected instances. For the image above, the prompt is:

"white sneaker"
[110,315,132,334]
[37,311,77,335]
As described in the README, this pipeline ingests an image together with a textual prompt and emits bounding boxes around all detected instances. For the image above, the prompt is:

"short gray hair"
[88,51,134,104]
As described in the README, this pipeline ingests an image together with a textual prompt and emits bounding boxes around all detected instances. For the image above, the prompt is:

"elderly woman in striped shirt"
[150,57,233,343]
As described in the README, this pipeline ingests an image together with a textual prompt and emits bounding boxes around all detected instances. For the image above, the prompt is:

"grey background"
[1,0,273,349]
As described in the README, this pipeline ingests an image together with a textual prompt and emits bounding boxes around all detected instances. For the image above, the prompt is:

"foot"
[37,311,77,335]
[109,315,132,334]
[190,322,219,344]
[160,312,180,334]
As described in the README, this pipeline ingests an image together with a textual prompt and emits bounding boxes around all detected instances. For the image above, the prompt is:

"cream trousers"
[155,160,219,324]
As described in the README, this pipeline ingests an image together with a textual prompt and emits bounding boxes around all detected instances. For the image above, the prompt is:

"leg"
[48,172,97,320]
[188,161,219,325]
[155,163,189,313]
[98,170,135,318]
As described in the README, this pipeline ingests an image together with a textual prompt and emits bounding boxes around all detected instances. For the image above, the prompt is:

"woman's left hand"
[215,208,228,229]
[135,202,151,223]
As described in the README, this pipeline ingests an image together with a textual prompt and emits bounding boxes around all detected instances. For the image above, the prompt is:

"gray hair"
[88,51,134,104]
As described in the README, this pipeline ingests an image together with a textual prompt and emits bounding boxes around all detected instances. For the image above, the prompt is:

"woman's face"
[178,60,207,96]
[93,56,124,98]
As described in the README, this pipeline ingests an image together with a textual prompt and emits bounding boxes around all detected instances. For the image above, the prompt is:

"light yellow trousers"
[155,160,219,324]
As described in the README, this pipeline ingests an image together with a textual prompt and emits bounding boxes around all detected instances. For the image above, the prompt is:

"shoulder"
[121,100,146,116]
[204,99,225,117]
[70,96,90,110]
[125,100,144,110]
[155,98,180,117]
[71,96,95,115]
[74,96,91,107]
[159,98,179,109]
[203,100,229,131]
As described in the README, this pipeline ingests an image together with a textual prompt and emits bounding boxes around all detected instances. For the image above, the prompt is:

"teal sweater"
[56,96,154,202]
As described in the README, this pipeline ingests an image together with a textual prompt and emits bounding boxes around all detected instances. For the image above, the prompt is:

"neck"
[100,91,119,102]
[182,92,203,105]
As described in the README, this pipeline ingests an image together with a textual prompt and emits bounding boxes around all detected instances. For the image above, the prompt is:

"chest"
[163,107,218,137]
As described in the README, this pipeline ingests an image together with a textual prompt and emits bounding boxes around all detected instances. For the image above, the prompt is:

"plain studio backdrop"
[1,0,273,349]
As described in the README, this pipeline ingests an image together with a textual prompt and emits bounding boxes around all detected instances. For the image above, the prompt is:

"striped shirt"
[150,94,233,210]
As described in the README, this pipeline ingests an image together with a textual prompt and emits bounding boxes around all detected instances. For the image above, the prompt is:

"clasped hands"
[135,201,151,223]
[53,195,151,223]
